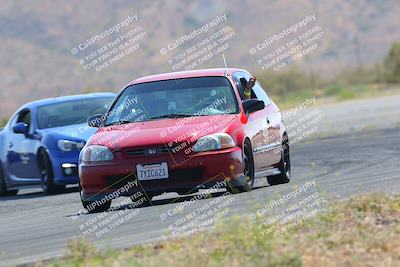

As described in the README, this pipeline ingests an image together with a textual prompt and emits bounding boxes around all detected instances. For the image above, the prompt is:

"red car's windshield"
[105,76,239,126]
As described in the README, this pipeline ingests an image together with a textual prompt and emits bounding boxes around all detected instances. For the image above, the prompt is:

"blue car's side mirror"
[13,122,29,134]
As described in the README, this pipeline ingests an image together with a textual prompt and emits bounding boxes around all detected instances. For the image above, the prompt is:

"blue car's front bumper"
[49,150,80,185]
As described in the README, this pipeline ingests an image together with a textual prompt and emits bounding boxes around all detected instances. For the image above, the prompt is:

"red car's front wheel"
[79,182,111,213]
[227,142,254,193]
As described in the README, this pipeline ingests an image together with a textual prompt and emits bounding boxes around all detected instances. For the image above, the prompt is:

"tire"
[0,167,18,196]
[79,182,111,213]
[267,136,291,185]
[39,150,65,195]
[227,142,255,194]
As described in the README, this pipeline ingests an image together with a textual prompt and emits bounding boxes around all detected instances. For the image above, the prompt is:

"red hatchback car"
[79,68,290,212]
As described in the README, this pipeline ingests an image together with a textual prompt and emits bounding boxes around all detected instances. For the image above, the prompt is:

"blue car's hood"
[39,123,97,141]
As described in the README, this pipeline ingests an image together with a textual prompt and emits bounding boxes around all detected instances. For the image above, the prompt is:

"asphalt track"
[0,94,399,266]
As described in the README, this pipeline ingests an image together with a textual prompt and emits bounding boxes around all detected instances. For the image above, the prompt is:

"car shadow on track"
[0,186,79,201]
[112,186,270,211]
[135,185,270,210]
[68,185,270,217]
[124,191,229,210]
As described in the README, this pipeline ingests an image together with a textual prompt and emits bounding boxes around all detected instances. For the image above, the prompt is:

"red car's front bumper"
[79,147,243,201]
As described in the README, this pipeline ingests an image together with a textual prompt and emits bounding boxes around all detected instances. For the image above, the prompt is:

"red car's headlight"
[81,145,114,162]
[193,133,235,152]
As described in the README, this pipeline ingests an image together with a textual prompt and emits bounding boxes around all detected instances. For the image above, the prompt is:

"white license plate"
[137,162,169,180]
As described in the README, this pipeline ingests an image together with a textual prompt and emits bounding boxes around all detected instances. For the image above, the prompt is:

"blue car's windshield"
[37,97,113,129]
[104,76,239,126]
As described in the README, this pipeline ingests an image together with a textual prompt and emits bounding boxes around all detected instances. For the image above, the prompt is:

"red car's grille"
[126,146,171,157]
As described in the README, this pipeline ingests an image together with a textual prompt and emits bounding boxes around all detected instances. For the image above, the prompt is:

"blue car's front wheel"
[39,150,65,195]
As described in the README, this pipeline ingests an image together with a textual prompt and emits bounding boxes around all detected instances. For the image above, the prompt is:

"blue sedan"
[0,93,115,195]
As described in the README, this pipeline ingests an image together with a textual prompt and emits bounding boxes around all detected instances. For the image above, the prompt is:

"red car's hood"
[90,114,240,149]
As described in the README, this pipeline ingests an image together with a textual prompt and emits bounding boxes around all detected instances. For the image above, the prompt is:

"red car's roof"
[129,68,245,85]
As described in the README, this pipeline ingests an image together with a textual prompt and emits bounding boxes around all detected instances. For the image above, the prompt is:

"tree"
[384,43,400,83]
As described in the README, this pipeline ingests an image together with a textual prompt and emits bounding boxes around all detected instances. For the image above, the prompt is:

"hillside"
[0,0,399,117]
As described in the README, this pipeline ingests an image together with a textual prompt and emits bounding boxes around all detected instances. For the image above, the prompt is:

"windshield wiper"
[148,114,194,120]
[104,120,134,127]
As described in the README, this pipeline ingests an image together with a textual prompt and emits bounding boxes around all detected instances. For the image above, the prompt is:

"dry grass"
[38,194,400,267]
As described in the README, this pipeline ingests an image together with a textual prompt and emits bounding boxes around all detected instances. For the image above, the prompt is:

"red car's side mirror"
[242,99,265,114]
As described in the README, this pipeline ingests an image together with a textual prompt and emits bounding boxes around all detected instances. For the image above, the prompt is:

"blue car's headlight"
[57,140,83,152]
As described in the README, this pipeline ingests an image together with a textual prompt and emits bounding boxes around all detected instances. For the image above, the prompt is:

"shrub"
[384,42,400,83]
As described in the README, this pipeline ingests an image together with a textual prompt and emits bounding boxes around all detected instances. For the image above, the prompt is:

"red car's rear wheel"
[267,136,291,185]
